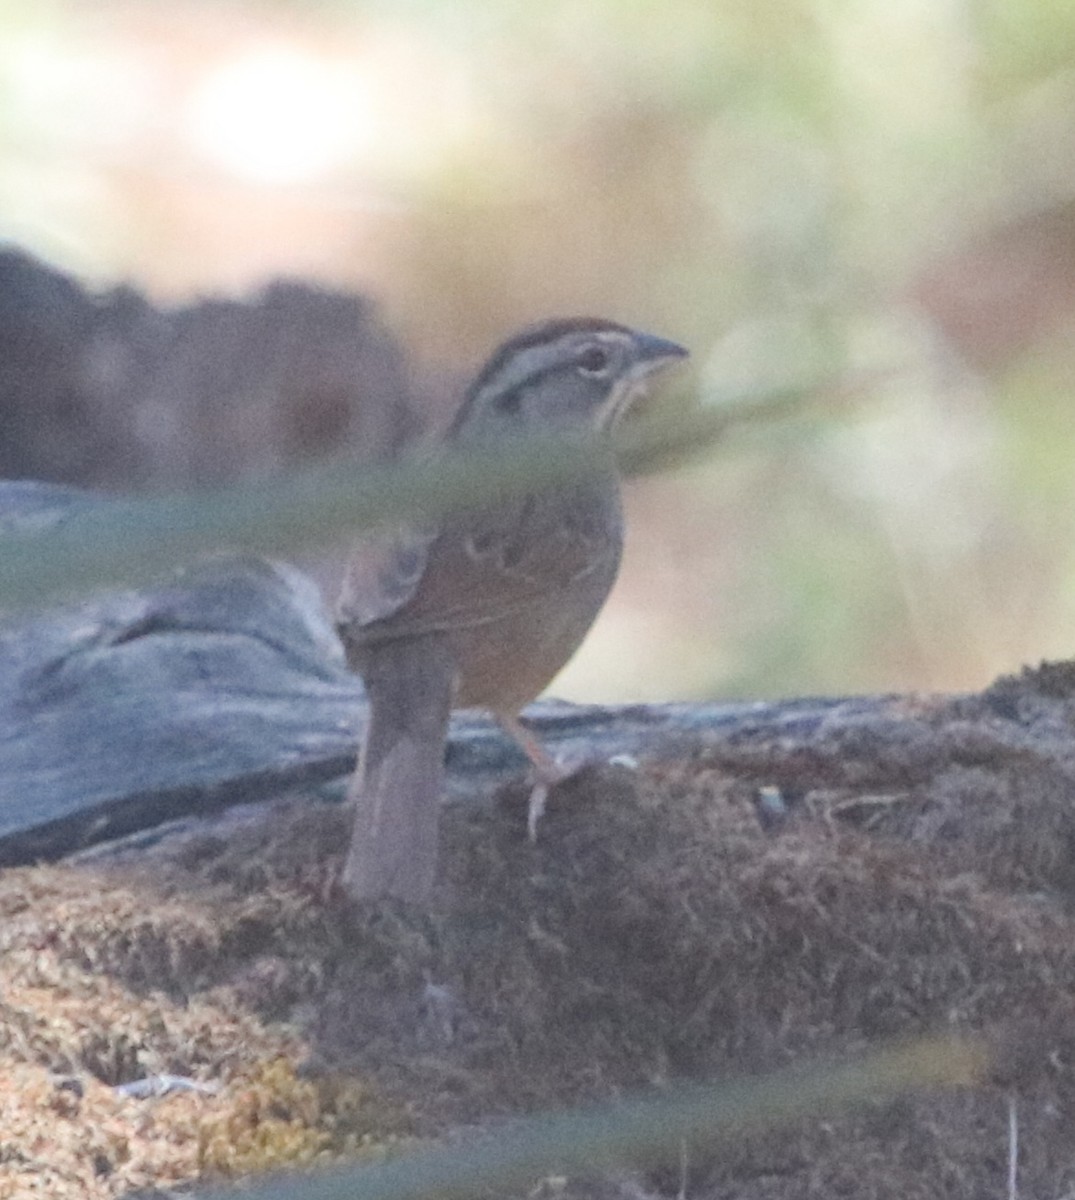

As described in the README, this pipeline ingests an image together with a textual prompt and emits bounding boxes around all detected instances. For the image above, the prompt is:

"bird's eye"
[576,344,611,376]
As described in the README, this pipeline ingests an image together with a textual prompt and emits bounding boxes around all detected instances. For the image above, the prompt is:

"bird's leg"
[496,712,576,841]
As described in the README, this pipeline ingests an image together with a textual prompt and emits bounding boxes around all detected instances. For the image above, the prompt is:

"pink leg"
[496,712,573,840]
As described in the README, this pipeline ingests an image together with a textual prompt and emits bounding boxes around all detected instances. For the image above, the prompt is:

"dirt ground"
[5,672,1075,1198]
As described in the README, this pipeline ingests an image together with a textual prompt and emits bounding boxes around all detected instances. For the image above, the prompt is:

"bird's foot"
[524,750,593,842]
[526,781,548,842]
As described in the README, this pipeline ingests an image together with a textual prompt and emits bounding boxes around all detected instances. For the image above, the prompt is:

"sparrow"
[336,317,687,903]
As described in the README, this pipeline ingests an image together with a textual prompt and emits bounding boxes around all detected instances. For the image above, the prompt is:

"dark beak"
[631,332,689,378]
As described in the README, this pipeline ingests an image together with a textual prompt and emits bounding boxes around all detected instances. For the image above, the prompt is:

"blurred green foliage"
[191,1035,983,1200]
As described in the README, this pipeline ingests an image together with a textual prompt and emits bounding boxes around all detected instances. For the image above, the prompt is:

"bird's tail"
[341,635,454,904]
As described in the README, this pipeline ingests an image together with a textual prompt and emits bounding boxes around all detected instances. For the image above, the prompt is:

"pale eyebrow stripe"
[474,330,624,402]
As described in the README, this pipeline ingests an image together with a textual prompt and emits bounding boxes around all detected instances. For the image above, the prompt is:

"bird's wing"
[337,486,621,644]
[459,492,617,586]
[336,519,440,629]
[392,489,620,628]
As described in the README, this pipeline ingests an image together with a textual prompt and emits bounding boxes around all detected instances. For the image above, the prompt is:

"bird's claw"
[527,781,549,842]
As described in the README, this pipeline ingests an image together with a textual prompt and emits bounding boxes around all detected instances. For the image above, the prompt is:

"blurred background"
[4,0,1075,703]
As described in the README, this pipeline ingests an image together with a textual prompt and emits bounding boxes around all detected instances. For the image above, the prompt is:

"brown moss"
[0,861,410,1198]
[196,1058,412,1178]
[6,737,1075,1197]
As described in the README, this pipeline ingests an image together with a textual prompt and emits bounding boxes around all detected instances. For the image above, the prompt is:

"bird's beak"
[630,333,689,378]
[602,334,688,430]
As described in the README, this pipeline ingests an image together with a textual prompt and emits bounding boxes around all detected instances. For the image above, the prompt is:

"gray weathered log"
[0,483,357,863]
[3,480,1072,869]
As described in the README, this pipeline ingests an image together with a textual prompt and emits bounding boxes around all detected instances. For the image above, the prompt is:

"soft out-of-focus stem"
[194,1034,987,1200]
[0,383,812,613]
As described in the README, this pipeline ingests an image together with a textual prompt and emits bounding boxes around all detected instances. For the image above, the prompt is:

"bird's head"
[454,317,688,438]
